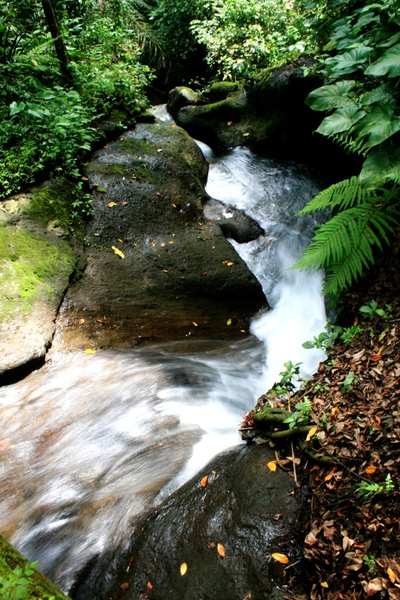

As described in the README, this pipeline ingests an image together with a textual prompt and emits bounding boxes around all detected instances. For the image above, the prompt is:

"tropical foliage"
[190,0,318,80]
[293,0,400,296]
[0,0,151,198]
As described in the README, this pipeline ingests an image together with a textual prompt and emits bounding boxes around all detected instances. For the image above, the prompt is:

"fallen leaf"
[227,318,232,325]
[306,425,318,441]
[331,406,339,416]
[388,568,396,584]
[321,581,329,588]
[79,318,85,325]
[0,439,10,451]
[365,465,377,474]
[243,132,250,136]
[97,187,107,193]
[108,201,117,207]
[81,176,89,181]
[267,461,277,472]
[193,322,198,327]
[180,563,187,576]
[227,121,233,125]
[273,514,282,521]
[217,543,226,557]
[147,582,153,589]
[156,192,162,197]
[157,148,163,152]
[111,246,125,259]
[226,261,234,266]
[84,349,96,354]
[324,469,336,482]
[200,475,208,488]
[271,553,289,564]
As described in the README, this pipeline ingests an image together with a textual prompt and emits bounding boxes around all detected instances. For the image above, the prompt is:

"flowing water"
[0,128,327,594]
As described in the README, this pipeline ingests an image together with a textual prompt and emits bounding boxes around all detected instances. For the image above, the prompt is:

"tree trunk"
[41,0,71,81]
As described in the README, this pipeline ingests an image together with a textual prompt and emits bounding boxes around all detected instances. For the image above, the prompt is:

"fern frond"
[299,177,370,215]
[293,188,400,295]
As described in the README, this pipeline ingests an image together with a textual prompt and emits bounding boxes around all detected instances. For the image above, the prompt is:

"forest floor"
[244,241,400,599]
[290,242,400,599]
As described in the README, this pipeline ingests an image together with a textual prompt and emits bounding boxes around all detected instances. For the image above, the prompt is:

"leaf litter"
[244,245,400,599]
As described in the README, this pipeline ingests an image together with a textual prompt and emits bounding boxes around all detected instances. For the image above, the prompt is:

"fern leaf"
[293,192,400,295]
[299,177,366,215]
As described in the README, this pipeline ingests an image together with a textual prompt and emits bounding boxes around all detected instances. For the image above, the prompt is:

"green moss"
[0,534,70,600]
[0,225,76,324]
[27,188,71,230]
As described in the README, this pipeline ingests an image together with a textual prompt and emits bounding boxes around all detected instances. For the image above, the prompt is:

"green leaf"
[360,84,394,106]
[325,45,373,75]
[316,104,366,136]
[360,146,400,186]
[357,102,400,147]
[306,80,356,111]
[365,44,400,78]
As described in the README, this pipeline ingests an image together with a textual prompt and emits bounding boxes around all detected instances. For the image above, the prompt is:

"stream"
[0,128,327,595]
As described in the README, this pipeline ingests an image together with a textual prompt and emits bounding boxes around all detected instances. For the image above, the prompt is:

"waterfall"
[0,132,326,594]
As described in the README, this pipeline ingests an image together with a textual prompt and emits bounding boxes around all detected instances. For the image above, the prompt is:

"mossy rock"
[0,535,69,600]
[0,184,78,378]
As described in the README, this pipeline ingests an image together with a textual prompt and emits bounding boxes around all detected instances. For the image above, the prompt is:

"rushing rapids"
[0,129,326,594]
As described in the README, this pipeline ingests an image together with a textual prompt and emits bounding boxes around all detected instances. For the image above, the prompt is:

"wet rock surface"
[52,122,266,352]
[74,444,306,600]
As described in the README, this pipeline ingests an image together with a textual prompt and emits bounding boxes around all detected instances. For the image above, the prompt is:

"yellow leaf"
[321,581,329,588]
[365,465,377,475]
[306,425,318,441]
[271,553,289,564]
[84,349,96,354]
[193,322,198,327]
[217,543,226,557]
[226,261,234,266]
[227,121,233,125]
[200,475,208,488]
[180,563,187,576]
[324,469,335,481]
[243,132,250,136]
[331,407,339,416]
[160,242,165,247]
[108,201,117,207]
[387,567,396,583]
[111,246,125,259]
[267,461,277,472]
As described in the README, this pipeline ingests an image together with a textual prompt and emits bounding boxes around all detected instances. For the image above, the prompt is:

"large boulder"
[74,444,306,600]
[52,121,266,352]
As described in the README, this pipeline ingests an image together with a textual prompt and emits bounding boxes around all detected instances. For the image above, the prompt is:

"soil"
[243,241,400,600]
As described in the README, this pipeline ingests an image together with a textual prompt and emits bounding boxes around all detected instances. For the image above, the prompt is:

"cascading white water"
[0,134,327,594]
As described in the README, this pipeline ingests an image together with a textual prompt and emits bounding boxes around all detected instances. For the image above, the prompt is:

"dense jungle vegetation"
[1,0,399,295]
